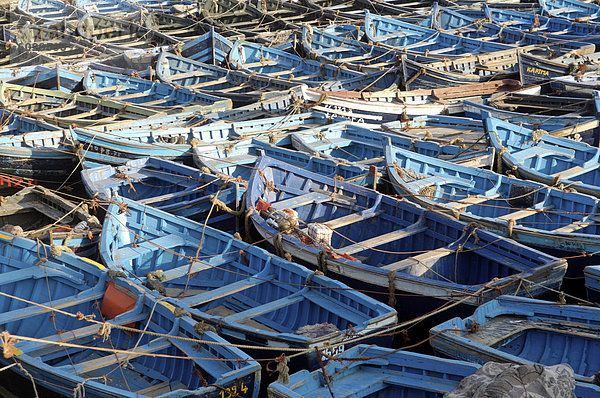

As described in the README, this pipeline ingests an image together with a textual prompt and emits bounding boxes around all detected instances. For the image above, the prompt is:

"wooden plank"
[554,220,595,233]
[0,289,103,325]
[497,208,545,221]
[337,222,427,255]
[66,338,170,374]
[225,294,304,322]
[447,194,499,210]
[181,275,272,307]
[551,166,587,179]
[115,234,187,263]
[161,260,214,281]
[321,210,383,229]
[270,191,331,211]
[381,247,454,276]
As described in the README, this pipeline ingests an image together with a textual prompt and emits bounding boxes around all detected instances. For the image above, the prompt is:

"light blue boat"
[0,233,261,397]
[290,121,493,168]
[83,69,232,113]
[70,111,331,165]
[539,0,600,20]
[268,344,599,397]
[268,345,481,397]
[193,137,376,183]
[156,50,298,107]
[364,10,514,55]
[100,196,398,371]
[228,39,399,91]
[386,142,600,255]
[484,112,600,197]
[81,156,244,223]
[430,295,600,389]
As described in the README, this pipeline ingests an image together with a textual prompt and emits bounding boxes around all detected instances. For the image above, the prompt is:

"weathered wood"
[337,221,427,255]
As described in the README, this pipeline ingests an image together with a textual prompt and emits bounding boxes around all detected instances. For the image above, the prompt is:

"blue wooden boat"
[431,3,596,51]
[77,13,178,51]
[484,112,600,197]
[539,0,600,20]
[0,112,77,187]
[269,343,599,397]
[82,69,232,114]
[128,0,198,14]
[177,26,236,64]
[518,51,600,86]
[0,233,261,397]
[16,0,83,24]
[299,80,522,126]
[100,196,398,370]
[364,10,515,56]
[76,0,142,17]
[386,142,600,256]
[585,265,600,302]
[430,295,600,387]
[401,56,517,90]
[550,71,600,96]
[289,120,494,168]
[381,115,489,153]
[0,82,162,128]
[70,111,330,165]
[227,40,398,91]
[483,4,600,44]
[268,345,482,397]
[301,25,400,72]
[81,156,244,223]
[156,51,298,107]
[246,156,567,319]
[0,185,101,256]
[193,136,376,183]
[7,65,84,93]
[464,96,599,144]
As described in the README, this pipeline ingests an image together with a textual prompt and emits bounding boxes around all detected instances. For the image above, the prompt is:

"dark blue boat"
[246,156,568,319]
[100,196,398,371]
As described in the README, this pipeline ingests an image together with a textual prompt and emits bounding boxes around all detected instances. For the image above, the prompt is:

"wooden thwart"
[337,221,426,255]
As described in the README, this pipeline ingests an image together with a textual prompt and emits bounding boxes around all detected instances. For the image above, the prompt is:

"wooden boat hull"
[246,156,567,319]
[430,296,600,386]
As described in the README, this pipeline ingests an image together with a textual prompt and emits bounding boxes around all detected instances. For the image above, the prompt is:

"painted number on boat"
[321,344,345,361]
[219,382,249,398]
[525,67,549,76]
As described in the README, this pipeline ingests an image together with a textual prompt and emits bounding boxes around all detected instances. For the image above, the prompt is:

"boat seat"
[0,265,85,287]
[224,293,305,323]
[0,288,103,325]
[160,260,216,282]
[337,220,427,255]
[114,234,188,263]
[381,247,454,276]
[320,210,383,229]
[550,165,587,179]
[497,205,554,222]
[179,274,274,307]
[20,311,149,356]
[511,143,575,163]
[270,191,333,211]
[167,337,231,378]
[553,216,599,233]
[405,175,474,191]
[447,193,500,210]
[62,337,170,374]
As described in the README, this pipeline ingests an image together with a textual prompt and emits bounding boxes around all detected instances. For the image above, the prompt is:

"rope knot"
[97,323,112,342]
[0,331,18,358]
